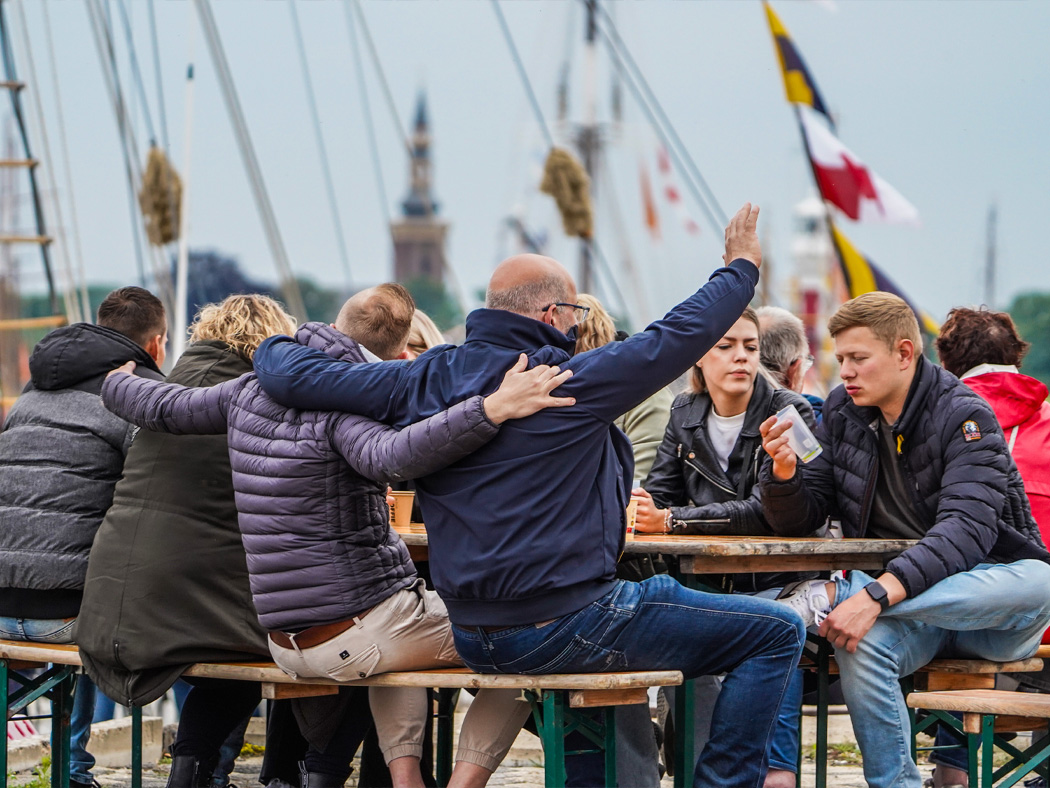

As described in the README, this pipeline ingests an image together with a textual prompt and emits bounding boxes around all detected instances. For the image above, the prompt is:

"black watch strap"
[864,581,890,612]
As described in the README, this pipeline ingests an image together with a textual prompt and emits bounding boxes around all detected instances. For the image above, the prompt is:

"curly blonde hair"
[189,294,297,362]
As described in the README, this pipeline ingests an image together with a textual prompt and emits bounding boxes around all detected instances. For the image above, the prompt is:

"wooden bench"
[907,689,1050,788]
[800,643,1045,788]
[0,640,682,788]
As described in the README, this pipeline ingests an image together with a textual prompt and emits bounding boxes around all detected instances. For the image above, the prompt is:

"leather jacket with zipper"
[644,373,816,591]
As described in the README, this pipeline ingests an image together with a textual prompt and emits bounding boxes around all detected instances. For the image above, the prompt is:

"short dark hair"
[96,287,167,348]
[935,307,1031,377]
[335,283,416,360]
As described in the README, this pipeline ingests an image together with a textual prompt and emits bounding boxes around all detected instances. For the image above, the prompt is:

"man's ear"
[897,338,916,369]
[396,349,411,360]
[144,333,165,363]
[787,357,804,391]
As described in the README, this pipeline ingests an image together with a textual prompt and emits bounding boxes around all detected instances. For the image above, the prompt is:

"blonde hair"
[407,310,445,356]
[573,294,616,354]
[691,306,760,394]
[189,294,297,362]
[828,292,922,354]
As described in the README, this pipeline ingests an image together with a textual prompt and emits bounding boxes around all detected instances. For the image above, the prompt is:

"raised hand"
[760,415,797,481]
[483,354,575,423]
[723,202,762,269]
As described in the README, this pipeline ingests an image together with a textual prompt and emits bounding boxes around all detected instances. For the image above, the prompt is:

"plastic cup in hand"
[625,499,639,538]
[775,403,823,464]
[389,491,415,528]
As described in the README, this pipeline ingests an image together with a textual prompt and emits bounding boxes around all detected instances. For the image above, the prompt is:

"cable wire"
[350,0,411,158]
[147,0,169,151]
[490,0,555,149]
[289,0,352,287]
[591,1,728,230]
[114,0,158,146]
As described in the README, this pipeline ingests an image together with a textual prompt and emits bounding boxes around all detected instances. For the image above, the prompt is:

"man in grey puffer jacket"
[0,286,166,788]
[101,284,573,788]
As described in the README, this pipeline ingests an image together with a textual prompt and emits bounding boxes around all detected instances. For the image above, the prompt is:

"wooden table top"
[394,524,917,574]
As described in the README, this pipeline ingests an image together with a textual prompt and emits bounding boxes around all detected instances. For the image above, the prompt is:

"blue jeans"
[452,575,806,788]
[832,560,1050,788]
[0,617,95,784]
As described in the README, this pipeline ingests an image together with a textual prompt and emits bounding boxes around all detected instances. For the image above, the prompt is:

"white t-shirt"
[706,410,746,472]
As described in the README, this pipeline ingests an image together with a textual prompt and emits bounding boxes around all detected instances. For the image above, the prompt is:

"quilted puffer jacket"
[101,322,500,631]
[761,355,1050,598]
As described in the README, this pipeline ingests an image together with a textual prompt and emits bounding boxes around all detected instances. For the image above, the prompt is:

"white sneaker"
[776,580,832,628]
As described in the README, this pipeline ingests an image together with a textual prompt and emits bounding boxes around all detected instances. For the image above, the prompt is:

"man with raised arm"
[760,292,1050,788]
[253,205,806,788]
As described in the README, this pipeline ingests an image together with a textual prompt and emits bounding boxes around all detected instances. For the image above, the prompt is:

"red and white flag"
[798,105,919,225]
[655,145,700,236]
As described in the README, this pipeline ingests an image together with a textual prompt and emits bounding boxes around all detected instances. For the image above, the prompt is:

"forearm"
[336,396,498,482]
[101,373,229,435]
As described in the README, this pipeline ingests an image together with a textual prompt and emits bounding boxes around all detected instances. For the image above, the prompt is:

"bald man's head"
[334,283,415,360]
[485,254,576,321]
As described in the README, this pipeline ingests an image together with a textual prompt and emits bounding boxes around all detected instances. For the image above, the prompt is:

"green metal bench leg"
[50,671,75,788]
[815,639,830,788]
[132,705,142,788]
[2,659,9,788]
[603,706,617,788]
[435,688,456,787]
[966,714,994,788]
[541,691,567,788]
[673,680,695,788]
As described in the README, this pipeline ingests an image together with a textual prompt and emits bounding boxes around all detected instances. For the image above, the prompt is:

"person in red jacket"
[936,307,1050,538]
[930,306,1050,788]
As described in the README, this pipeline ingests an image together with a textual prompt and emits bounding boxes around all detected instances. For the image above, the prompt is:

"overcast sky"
[9,0,1050,328]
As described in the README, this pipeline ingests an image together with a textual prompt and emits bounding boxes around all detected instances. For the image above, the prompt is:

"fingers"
[544,368,573,392]
[727,202,752,239]
[508,353,528,374]
[107,360,137,378]
[745,204,760,233]
[632,487,652,499]
[545,394,576,407]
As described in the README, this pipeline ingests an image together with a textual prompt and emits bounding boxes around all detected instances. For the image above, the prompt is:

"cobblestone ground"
[33,754,875,788]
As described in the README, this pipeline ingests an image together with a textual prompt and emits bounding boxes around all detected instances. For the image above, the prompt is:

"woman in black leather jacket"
[633,305,815,788]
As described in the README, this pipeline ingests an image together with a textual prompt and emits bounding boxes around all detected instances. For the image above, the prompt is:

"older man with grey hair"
[757,305,824,422]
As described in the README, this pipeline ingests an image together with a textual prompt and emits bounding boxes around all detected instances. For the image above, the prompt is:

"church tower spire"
[392,91,448,284]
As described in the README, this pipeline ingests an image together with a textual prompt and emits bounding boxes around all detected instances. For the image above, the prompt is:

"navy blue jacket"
[760,355,1050,598]
[254,260,759,626]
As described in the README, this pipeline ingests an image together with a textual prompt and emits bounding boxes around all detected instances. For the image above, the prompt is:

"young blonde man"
[759,292,1050,788]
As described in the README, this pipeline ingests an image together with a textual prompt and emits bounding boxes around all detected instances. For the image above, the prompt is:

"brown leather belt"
[268,607,373,650]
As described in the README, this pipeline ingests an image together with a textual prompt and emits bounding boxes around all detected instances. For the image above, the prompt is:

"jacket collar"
[681,372,774,439]
[294,322,368,364]
[464,308,576,360]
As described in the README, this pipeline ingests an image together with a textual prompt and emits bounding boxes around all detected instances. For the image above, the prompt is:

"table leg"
[602,706,617,788]
[541,691,566,788]
[673,680,695,788]
[50,670,74,788]
[131,705,142,788]
[436,689,456,787]
[815,639,830,788]
[2,659,9,788]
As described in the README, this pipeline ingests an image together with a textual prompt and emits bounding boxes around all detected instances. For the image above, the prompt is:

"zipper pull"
[896,434,904,455]
[676,443,682,458]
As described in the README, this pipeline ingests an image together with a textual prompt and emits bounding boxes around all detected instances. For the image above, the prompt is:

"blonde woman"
[77,294,298,788]
[405,309,445,359]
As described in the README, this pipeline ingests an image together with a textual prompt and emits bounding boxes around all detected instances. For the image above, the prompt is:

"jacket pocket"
[325,643,383,681]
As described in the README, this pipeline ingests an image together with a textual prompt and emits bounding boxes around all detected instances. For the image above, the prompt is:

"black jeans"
[171,677,262,774]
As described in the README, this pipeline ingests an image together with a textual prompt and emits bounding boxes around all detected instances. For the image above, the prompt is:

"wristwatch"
[863,581,890,612]
[663,509,674,534]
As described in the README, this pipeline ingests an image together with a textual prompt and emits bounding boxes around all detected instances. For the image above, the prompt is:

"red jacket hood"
[964,371,1049,428]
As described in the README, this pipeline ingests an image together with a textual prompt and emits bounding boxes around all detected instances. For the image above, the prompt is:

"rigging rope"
[489,0,554,150]
[146,0,169,151]
[192,0,306,322]
[11,0,80,322]
[40,0,91,322]
[288,0,353,287]
[591,2,728,231]
[342,0,391,237]
[114,0,158,146]
[350,0,411,159]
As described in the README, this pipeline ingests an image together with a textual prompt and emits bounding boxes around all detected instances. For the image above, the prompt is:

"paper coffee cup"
[775,403,823,464]
[625,498,639,537]
[389,491,415,528]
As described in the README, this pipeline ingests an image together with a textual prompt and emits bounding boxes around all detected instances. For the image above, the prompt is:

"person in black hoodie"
[0,286,166,788]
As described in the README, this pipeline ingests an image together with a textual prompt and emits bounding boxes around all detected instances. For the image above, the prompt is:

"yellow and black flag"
[828,220,940,337]
[764,2,832,125]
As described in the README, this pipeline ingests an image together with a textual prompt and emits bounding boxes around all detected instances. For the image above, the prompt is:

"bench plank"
[261,683,340,700]
[803,655,1042,676]
[568,688,648,709]
[908,689,1050,718]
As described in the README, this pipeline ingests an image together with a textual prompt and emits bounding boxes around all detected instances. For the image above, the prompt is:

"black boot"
[298,762,347,788]
[167,756,204,788]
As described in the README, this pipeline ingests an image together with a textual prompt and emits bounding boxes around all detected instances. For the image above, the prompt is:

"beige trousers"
[269,580,529,771]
